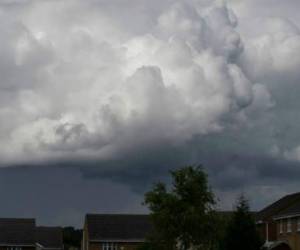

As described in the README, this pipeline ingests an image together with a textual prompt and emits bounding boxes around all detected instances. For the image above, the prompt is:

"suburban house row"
[3,192,300,250]
[81,192,300,250]
[0,215,151,250]
[0,218,63,250]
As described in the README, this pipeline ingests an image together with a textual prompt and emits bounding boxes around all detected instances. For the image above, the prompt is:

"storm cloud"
[0,0,300,226]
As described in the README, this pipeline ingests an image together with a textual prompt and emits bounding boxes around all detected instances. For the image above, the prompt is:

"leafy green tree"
[63,227,82,250]
[222,195,262,250]
[144,166,218,250]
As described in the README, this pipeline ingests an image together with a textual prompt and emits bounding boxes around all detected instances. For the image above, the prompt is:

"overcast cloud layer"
[1,0,300,226]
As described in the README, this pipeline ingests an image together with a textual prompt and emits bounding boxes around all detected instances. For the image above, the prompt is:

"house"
[36,227,63,250]
[0,218,36,250]
[256,192,300,250]
[273,200,300,250]
[82,214,152,250]
[0,218,63,250]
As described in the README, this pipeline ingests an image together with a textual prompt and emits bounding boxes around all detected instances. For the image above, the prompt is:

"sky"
[1,0,300,227]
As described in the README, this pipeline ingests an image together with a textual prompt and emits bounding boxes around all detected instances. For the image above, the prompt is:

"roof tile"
[36,226,63,249]
[86,214,152,241]
[256,192,300,221]
[0,218,36,245]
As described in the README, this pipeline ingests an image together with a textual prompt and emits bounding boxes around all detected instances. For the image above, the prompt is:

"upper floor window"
[279,220,283,234]
[102,243,118,250]
[287,218,292,233]
[7,247,22,250]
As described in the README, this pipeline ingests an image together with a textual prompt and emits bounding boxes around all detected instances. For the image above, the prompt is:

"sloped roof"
[256,192,300,221]
[86,214,152,241]
[0,218,36,246]
[274,201,300,218]
[36,227,63,249]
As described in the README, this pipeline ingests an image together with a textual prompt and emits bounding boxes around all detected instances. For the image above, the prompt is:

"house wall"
[83,217,144,250]
[257,221,277,242]
[82,221,89,250]
[89,242,142,250]
[269,221,278,241]
[277,218,300,250]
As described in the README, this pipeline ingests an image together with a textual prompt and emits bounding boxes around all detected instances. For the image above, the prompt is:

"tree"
[144,166,218,250]
[63,227,83,250]
[222,195,262,250]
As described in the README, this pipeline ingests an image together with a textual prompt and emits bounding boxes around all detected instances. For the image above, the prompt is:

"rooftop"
[86,214,152,241]
[0,218,36,246]
[36,226,63,249]
[256,192,300,221]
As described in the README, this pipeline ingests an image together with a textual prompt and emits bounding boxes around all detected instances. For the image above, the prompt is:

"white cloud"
[0,0,273,166]
[0,0,299,170]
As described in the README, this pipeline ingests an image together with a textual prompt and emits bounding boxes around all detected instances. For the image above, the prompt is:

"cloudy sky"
[1,0,300,227]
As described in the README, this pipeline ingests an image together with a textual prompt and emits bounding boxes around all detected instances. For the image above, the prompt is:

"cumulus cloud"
[0,0,272,166]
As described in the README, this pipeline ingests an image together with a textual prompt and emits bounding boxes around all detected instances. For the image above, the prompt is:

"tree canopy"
[222,195,262,250]
[63,227,82,250]
[144,166,218,250]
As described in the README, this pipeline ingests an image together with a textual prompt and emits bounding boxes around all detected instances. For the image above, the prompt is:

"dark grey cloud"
[3,142,300,228]
[0,165,147,227]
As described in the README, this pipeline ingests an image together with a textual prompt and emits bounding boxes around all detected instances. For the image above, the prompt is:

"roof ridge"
[285,192,300,198]
[274,195,300,218]
[36,226,62,229]
[0,218,35,220]
[86,213,149,216]
[85,213,152,241]
[257,192,300,221]
[0,218,36,245]
[260,193,300,211]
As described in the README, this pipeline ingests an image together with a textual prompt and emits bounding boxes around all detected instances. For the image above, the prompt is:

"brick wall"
[277,218,300,250]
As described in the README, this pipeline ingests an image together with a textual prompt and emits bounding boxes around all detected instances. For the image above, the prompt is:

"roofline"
[85,214,151,242]
[257,192,300,220]
[0,244,36,247]
[85,213,150,223]
[36,226,62,229]
[86,213,149,217]
[274,213,300,220]
[89,239,145,243]
[0,217,35,220]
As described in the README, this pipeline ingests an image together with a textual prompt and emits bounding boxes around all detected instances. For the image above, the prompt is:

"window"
[287,218,292,233]
[102,243,118,250]
[7,247,22,250]
[297,218,300,231]
[280,220,283,234]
